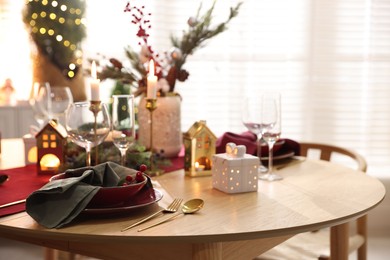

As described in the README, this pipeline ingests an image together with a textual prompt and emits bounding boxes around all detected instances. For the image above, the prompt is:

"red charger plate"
[50,171,148,208]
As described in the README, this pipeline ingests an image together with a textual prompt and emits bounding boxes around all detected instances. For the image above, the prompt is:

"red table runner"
[0,157,185,218]
[161,156,184,173]
[0,165,51,217]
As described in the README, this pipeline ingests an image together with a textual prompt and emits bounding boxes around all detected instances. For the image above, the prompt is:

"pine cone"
[166,66,177,92]
[178,69,189,82]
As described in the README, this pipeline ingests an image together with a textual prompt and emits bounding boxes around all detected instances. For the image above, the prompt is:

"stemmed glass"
[242,96,268,174]
[29,82,51,130]
[66,101,111,166]
[49,86,73,124]
[111,95,136,166]
[258,92,283,181]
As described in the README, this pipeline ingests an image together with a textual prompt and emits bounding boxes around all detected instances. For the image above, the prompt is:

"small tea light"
[195,162,206,171]
[40,154,60,171]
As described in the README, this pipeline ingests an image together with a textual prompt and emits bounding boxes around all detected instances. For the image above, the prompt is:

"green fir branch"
[171,1,243,71]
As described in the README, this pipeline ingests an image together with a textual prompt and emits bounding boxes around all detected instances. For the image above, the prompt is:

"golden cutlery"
[121,198,183,232]
[0,199,26,209]
[138,198,204,232]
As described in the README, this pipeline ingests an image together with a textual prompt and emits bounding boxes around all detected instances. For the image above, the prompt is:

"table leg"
[330,222,349,260]
[44,249,76,260]
[192,242,223,260]
[44,248,57,260]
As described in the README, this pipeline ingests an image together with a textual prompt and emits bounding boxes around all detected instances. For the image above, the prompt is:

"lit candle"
[195,162,205,171]
[147,60,157,99]
[90,61,100,101]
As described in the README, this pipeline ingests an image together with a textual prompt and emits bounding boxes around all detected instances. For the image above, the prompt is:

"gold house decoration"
[36,120,67,174]
[184,120,217,177]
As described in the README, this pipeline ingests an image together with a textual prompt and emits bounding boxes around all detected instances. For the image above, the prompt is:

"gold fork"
[121,198,183,232]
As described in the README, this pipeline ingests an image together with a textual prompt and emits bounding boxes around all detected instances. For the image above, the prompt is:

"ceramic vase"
[137,95,182,158]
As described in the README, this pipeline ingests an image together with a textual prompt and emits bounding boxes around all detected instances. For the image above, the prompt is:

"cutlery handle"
[138,212,182,232]
[121,209,163,232]
[0,199,26,209]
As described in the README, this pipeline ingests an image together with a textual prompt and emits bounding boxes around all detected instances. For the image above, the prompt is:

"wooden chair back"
[299,142,368,260]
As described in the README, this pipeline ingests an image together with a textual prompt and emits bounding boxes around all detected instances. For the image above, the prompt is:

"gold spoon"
[138,198,204,232]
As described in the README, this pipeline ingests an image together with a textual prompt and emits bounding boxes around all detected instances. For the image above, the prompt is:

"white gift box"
[212,143,259,194]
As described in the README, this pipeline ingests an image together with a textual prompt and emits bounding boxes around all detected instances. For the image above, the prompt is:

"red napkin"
[216,131,300,157]
[0,165,50,217]
[216,131,258,154]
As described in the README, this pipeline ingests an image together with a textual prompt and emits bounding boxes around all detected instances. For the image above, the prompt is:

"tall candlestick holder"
[89,100,101,166]
[145,98,164,176]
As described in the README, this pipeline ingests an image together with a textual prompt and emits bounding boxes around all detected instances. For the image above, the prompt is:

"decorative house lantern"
[184,120,217,177]
[35,120,67,174]
[23,134,37,165]
[212,142,259,194]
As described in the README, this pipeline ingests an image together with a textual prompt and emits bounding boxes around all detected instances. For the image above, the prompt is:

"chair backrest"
[299,142,367,173]
[299,142,368,260]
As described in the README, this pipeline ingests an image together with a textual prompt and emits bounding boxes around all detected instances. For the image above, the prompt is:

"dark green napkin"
[26,162,137,228]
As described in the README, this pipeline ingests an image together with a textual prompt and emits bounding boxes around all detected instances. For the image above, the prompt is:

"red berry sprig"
[135,171,144,182]
[139,164,147,172]
[121,164,148,186]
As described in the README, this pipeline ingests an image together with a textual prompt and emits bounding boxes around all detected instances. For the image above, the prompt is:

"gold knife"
[0,199,26,209]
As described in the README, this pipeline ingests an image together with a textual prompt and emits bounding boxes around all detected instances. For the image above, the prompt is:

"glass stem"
[268,142,275,173]
[257,137,264,167]
[85,146,91,167]
[120,149,127,166]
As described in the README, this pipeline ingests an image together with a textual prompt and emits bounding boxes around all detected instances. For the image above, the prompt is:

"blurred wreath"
[92,0,242,97]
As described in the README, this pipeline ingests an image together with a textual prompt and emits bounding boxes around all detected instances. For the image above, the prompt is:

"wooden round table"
[0,139,386,260]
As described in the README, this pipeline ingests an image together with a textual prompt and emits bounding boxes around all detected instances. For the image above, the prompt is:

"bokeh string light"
[23,0,86,79]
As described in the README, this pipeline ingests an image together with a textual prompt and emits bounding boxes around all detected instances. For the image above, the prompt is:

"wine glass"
[66,101,111,166]
[111,95,136,166]
[258,92,283,181]
[48,86,73,125]
[242,96,268,174]
[29,82,51,130]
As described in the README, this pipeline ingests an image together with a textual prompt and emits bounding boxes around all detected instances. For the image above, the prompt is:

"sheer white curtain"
[0,0,31,100]
[79,0,390,178]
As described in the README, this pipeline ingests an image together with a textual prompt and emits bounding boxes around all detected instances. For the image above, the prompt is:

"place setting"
[0,83,206,229]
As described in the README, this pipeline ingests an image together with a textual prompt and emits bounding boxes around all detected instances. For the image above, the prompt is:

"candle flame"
[91,60,97,79]
[40,154,60,170]
[148,59,155,76]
